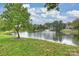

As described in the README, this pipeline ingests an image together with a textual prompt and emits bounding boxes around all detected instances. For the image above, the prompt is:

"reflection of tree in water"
[53,32,63,42]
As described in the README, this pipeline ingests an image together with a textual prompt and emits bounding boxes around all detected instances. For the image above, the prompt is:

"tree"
[44,3,59,11]
[70,18,79,39]
[44,3,66,32]
[0,16,8,31]
[71,18,79,36]
[71,18,79,29]
[1,3,30,39]
[52,20,65,33]
[32,24,46,32]
[0,17,4,31]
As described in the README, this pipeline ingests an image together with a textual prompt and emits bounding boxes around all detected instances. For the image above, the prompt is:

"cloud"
[23,4,30,8]
[57,15,67,20]
[67,10,79,18]
[46,10,67,21]
[41,8,47,13]
[46,10,60,16]
[28,7,68,24]
[41,14,47,17]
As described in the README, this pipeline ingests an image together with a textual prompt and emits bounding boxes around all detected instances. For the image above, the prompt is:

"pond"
[12,30,79,46]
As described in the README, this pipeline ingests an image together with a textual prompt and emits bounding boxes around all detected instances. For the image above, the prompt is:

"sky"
[0,3,79,24]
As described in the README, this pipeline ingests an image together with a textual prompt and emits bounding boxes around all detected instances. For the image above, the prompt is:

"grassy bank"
[61,29,78,35]
[0,31,13,35]
[0,34,79,56]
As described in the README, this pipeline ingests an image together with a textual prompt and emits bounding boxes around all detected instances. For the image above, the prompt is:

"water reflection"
[53,32,63,42]
[27,31,77,46]
[12,31,79,46]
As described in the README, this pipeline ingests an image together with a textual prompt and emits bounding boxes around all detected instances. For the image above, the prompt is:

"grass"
[0,31,13,35]
[61,29,78,35]
[0,34,79,56]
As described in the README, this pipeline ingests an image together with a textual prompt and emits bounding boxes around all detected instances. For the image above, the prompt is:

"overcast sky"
[0,3,79,24]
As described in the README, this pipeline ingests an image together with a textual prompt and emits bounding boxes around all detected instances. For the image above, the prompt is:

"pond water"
[12,30,79,46]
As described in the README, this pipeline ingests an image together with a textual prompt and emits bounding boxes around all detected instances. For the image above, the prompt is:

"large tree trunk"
[17,30,20,39]
[15,27,20,39]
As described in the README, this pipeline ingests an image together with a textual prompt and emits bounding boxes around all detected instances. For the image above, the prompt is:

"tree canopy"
[1,3,31,39]
[44,3,59,11]
[52,20,65,32]
[71,18,79,29]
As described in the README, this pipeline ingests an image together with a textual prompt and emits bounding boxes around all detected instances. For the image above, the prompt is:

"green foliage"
[0,17,7,31]
[62,29,79,35]
[52,21,65,32]
[71,18,79,36]
[32,24,46,32]
[44,22,53,29]
[44,3,59,11]
[71,18,79,29]
[0,31,13,35]
[1,3,31,38]
[44,3,64,32]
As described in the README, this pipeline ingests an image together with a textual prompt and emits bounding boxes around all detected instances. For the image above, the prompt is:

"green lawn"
[61,29,78,35]
[0,35,79,56]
